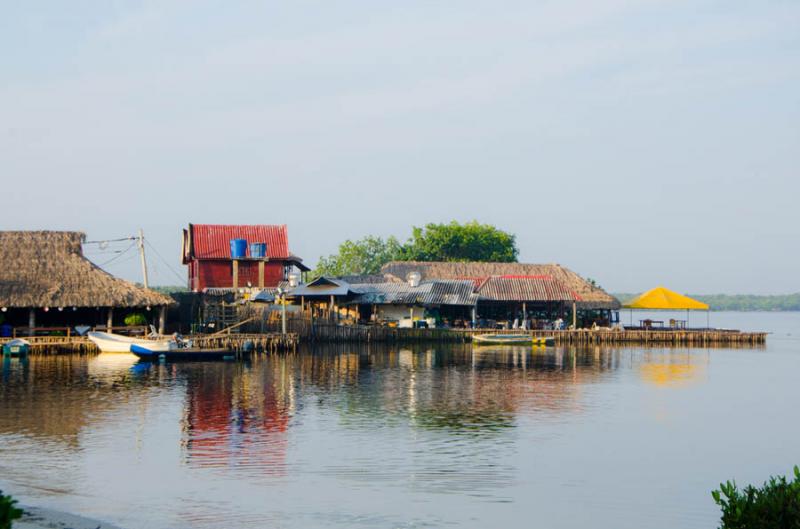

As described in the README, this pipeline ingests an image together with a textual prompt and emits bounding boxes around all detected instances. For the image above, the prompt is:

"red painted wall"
[190,260,285,291]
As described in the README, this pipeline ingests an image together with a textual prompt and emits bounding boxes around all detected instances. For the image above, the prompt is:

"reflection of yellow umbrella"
[640,363,699,387]
[623,286,709,328]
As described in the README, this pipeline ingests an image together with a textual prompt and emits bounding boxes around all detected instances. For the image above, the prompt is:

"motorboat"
[130,343,235,361]
[472,334,555,346]
[87,331,175,353]
[2,338,31,357]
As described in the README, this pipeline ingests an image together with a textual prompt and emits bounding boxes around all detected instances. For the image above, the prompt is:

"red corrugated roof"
[189,224,289,260]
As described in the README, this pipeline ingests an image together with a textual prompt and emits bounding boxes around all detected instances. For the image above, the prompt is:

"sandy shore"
[15,505,125,529]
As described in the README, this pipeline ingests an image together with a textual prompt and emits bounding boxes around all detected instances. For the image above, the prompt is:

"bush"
[0,490,23,529]
[124,313,147,326]
[712,466,800,529]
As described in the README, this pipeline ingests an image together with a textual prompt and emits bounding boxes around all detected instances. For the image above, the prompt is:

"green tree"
[312,235,403,278]
[400,221,518,262]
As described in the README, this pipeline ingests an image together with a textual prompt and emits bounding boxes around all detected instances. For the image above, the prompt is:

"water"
[1,312,798,529]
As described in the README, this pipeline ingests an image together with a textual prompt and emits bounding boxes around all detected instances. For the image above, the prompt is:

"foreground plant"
[712,466,800,529]
[0,490,23,529]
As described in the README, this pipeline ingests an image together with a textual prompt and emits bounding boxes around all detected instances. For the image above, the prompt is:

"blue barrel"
[250,242,267,259]
[230,239,247,259]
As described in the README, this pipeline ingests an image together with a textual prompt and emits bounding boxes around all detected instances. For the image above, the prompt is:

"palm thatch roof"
[381,261,620,309]
[0,231,174,308]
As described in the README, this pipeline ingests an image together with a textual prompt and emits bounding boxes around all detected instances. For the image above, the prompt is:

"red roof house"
[182,224,308,292]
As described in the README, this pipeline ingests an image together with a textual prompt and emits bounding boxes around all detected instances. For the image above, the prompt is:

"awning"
[623,286,709,310]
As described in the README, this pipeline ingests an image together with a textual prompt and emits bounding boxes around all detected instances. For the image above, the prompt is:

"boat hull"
[2,340,30,357]
[472,334,555,346]
[87,332,174,353]
[131,344,236,361]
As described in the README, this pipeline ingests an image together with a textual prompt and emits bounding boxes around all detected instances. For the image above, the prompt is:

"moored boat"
[2,339,31,357]
[87,331,175,353]
[130,344,236,361]
[472,334,555,346]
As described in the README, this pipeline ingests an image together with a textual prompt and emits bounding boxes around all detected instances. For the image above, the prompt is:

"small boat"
[130,344,236,361]
[2,339,31,357]
[472,334,555,346]
[87,331,175,353]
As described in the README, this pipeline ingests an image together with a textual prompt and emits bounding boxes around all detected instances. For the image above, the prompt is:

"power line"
[85,236,136,244]
[144,239,186,284]
[97,241,137,267]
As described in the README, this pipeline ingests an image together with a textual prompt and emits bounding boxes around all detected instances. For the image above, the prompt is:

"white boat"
[87,331,175,353]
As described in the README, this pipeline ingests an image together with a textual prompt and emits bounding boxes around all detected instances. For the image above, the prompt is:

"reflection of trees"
[0,354,147,443]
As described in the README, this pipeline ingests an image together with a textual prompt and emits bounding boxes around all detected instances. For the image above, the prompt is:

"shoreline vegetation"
[614,293,800,312]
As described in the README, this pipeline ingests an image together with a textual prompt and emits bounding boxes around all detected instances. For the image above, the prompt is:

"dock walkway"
[0,328,765,354]
[0,333,298,355]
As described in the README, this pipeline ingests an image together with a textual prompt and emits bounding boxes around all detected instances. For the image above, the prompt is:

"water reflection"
[635,348,708,387]
[181,361,293,476]
[0,342,767,529]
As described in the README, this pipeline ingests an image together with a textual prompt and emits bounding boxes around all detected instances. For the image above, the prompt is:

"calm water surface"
[1,312,799,529]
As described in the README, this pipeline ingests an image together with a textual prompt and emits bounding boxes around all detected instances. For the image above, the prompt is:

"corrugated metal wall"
[193,261,285,291]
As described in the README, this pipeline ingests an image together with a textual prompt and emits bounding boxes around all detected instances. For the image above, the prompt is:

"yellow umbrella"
[623,286,709,328]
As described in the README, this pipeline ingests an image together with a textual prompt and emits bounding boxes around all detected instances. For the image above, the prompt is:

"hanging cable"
[84,236,136,244]
[96,241,137,267]
[144,239,187,284]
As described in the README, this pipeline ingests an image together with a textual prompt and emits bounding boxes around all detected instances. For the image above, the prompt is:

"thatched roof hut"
[0,231,173,309]
[381,261,620,309]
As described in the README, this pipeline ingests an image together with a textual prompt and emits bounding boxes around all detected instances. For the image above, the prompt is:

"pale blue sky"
[1,1,798,293]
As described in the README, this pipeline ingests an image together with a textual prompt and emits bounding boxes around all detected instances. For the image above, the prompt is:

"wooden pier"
[0,333,298,355]
[0,327,765,354]
[458,328,767,346]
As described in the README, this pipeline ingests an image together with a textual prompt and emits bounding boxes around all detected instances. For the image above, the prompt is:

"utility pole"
[137,229,149,289]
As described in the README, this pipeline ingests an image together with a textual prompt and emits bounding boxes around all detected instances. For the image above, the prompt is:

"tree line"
[312,221,518,277]
[614,293,800,312]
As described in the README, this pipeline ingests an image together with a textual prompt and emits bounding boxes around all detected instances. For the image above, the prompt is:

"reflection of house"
[182,224,309,292]
[184,363,292,473]
[0,231,173,334]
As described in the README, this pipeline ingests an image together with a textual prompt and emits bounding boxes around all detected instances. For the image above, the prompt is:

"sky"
[1,0,798,294]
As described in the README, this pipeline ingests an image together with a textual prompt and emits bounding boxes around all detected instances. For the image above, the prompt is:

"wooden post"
[572,301,577,330]
[28,308,35,336]
[107,307,114,331]
[158,306,167,335]
[258,261,265,288]
[330,295,335,321]
[232,260,239,288]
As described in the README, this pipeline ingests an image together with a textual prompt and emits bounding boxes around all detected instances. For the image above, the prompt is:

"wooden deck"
[0,333,299,355]
[0,327,765,354]
[459,328,767,346]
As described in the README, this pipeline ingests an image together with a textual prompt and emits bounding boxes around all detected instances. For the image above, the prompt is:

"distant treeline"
[614,293,800,312]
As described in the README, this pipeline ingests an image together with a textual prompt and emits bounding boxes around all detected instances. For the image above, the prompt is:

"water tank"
[230,239,248,259]
[250,242,267,259]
